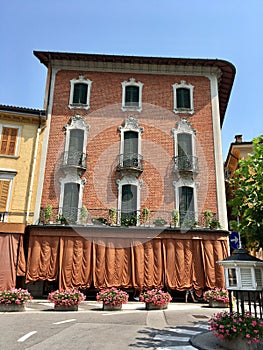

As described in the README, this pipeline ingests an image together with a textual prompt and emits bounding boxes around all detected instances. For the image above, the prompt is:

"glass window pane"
[63,183,80,223]
[125,86,139,106]
[176,88,190,108]
[73,83,88,104]
[178,133,192,156]
[179,186,194,224]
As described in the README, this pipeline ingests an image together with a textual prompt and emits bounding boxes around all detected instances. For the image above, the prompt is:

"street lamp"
[218,247,263,318]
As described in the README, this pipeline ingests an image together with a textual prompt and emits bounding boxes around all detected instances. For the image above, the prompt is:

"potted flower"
[171,209,179,227]
[209,311,263,349]
[44,204,53,224]
[141,208,150,225]
[108,207,117,225]
[139,289,172,310]
[203,288,229,308]
[0,288,32,312]
[48,289,86,311]
[96,287,129,311]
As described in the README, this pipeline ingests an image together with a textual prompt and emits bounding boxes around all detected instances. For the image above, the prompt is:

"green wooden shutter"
[68,129,84,165]
[63,183,80,223]
[178,133,192,157]
[73,84,88,104]
[121,184,137,225]
[179,186,194,224]
[176,88,190,108]
[125,86,139,106]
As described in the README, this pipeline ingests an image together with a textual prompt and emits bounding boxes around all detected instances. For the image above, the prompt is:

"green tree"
[229,135,263,249]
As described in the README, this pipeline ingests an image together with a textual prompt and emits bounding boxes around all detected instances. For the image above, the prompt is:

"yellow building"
[0,104,46,290]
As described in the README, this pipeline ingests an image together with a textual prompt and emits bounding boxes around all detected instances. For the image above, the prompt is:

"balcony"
[61,151,87,170]
[39,207,220,229]
[173,155,199,175]
[117,153,143,174]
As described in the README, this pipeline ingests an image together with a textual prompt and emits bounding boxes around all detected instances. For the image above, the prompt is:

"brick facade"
[39,64,225,225]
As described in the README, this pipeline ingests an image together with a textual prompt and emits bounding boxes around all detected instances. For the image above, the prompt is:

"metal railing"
[62,151,87,169]
[39,207,220,229]
[118,153,143,171]
[173,155,199,174]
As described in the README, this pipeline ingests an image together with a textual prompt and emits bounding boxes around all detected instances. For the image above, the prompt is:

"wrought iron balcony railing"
[173,155,199,175]
[62,151,87,169]
[39,207,220,229]
[118,153,143,171]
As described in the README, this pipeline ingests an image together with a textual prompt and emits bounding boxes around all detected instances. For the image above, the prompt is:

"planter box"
[54,304,78,311]
[103,303,122,311]
[221,336,263,350]
[0,303,25,312]
[209,300,229,308]
[145,302,168,310]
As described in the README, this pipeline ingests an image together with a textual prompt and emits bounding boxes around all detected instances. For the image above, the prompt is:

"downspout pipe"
[25,115,42,224]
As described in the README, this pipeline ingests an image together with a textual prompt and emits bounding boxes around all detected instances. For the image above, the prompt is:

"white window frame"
[172,119,197,174]
[172,80,194,114]
[0,171,17,222]
[0,124,22,157]
[121,78,143,112]
[59,174,86,223]
[173,179,199,225]
[118,116,144,167]
[68,75,92,110]
[116,176,143,226]
[64,114,90,166]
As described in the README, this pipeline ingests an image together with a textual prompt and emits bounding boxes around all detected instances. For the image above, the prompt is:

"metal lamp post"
[218,248,263,318]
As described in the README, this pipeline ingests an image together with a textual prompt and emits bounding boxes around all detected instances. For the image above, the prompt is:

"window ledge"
[68,104,90,110]
[173,108,194,115]
[121,106,142,112]
[0,154,19,159]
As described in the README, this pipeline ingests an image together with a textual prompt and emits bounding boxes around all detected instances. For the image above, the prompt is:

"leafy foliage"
[209,311,263,345]
[96,287,129,306]
[0,288,32,305]
[139,289,172,306]
[48,289,86,306]
[229,136,263,249]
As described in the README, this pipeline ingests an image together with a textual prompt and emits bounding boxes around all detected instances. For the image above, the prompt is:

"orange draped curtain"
[0,234,26,290]
[25,233,229,293]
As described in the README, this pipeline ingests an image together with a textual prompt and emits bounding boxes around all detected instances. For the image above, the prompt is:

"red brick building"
[25,52,236,297]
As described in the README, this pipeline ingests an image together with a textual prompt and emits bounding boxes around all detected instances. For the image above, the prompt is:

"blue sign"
[229,231,240,250]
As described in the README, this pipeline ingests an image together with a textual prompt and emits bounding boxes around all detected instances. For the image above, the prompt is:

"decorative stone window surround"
[172,80,194,115]
[58,173,86,221]
[118,116,144,167]
[116,176,143,225]
[173,178,199,223]
[68,75,92,110]
[172,118,197,174]
[121,78,143,112]
[63,114,90,167]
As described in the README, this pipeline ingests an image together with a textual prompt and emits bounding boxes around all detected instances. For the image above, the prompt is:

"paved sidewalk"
[28,299,233,349]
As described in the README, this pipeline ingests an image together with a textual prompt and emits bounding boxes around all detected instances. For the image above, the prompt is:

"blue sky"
[1,0,262,158]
